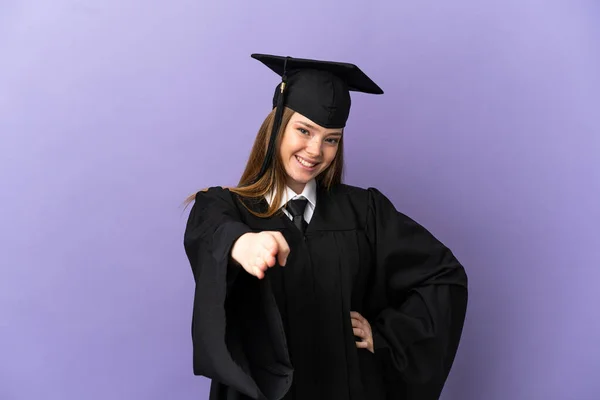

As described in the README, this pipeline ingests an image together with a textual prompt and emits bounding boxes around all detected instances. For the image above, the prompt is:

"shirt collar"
[265,179,317,210]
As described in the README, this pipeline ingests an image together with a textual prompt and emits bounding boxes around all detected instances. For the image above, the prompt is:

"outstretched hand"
[231,231,290,279]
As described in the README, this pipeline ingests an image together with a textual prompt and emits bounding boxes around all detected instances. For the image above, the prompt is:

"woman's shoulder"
[327,183,389,203]
[195,185,235,195]
[190,186,238,206]
[323,184,398,218]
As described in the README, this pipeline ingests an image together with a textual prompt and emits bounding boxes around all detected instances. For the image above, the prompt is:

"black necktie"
[286,198,308,234]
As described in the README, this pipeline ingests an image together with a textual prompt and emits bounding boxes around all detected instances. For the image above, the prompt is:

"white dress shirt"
[264,179,317,223]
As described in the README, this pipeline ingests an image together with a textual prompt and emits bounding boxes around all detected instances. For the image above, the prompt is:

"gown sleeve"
[365,188,468,400]
[183,187,293,400]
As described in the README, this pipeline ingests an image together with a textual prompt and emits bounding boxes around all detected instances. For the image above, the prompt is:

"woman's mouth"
[295,155,319,170]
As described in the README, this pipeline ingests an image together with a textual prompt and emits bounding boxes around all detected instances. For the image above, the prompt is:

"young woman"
[183,54,468,400]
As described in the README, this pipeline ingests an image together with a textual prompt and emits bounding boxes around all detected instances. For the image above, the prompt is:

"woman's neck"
[287,180,306,195]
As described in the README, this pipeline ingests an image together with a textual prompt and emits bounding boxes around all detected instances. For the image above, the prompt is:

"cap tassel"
[255,57,290,183]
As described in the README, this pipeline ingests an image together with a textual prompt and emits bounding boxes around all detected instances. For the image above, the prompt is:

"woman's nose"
[305,138,321,156]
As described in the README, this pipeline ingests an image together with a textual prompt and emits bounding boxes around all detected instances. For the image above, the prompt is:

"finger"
[351,316,368,327]
[251,259,265,278]
[254,267,265,279]
[351,319,362,328]
[261,248,277,268]
[261,233,279,255]
[355,341,369,349]
[254,256,267,272]
[351,312,371,334]
[350,311,366,322]
[266,254,277,268]
[271,232,290,265]
[270,232,290,266]
[258,234,278,265]
[353,328,366,338]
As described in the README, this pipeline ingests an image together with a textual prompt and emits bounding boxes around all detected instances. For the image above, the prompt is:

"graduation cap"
[251,53,384,182]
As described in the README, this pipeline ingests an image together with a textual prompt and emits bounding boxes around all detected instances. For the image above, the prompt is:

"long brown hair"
[184,106,345,218]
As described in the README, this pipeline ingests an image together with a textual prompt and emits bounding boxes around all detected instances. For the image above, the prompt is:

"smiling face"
[278,112,343,194]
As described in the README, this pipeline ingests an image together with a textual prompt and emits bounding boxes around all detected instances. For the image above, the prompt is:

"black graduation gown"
[183,183,468,400]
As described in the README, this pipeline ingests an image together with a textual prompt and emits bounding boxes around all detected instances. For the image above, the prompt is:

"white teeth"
[296,156,316,168]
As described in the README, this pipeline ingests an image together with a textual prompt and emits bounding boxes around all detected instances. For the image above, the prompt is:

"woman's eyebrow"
[294,121,315,129]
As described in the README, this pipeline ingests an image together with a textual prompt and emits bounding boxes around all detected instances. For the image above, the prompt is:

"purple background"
[1,1,599,399]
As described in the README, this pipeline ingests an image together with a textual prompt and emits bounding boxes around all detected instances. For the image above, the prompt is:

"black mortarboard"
[250,53,384,182]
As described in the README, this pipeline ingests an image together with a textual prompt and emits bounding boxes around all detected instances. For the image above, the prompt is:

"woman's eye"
[326,138,340,144]
[298,128,309,135]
